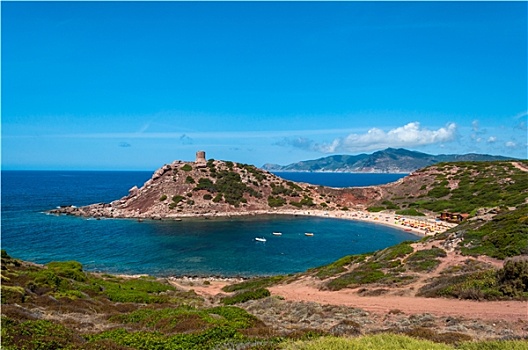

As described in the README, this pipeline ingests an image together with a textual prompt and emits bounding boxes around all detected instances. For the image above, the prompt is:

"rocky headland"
[47,155,383,220]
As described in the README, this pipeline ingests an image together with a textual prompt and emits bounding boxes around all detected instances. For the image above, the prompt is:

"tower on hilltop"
[195,150,206,165]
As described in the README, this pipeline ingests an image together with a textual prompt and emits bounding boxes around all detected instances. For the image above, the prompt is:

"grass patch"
[93,276,177,303]
[373,241,414,262]
[282,334,453,350]
[326,265,386,290]
[405,248,446,272]
[281,334,528,350]
[311,254,370,279]
[324,242,416,290]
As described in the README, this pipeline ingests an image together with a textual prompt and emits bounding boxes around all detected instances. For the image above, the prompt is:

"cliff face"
[49,159,381,219]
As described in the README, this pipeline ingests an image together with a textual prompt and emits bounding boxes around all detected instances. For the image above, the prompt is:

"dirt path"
[169,275,527,323]
[512,161,528,172]
[268,282,527,322]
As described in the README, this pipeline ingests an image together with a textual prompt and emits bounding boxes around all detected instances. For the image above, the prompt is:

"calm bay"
[1,170,414,277]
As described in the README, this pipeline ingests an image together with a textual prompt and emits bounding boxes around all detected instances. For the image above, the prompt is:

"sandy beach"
[172,208,458,237]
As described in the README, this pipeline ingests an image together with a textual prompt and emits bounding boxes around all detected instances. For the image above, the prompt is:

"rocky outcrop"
[48,159,384,219]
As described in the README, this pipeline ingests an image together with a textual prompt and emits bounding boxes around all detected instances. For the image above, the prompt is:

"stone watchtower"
[195,150,206,165]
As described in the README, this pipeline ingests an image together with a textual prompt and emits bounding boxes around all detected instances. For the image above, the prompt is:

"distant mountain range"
[262,148,517,173]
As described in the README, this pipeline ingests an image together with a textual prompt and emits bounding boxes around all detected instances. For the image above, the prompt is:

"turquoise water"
[1,171,417,277]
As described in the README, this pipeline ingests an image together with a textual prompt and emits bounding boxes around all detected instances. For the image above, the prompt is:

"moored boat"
[272,232,282,236]
[304,232,314,236]
[255,237,267,242]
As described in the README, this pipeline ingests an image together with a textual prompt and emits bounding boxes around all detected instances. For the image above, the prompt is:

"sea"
[1,170,413,277]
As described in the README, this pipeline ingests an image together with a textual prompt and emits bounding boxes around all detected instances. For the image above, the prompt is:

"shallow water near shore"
[2,171,416,277]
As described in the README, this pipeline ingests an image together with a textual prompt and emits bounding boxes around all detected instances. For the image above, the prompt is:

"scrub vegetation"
[379,161,528,215]
[3,160,528,349]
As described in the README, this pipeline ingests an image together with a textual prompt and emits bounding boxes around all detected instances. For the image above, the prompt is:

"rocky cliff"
[49,158,381,219]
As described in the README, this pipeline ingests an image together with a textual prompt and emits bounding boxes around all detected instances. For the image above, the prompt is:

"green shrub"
[1,286,26,304]
[382,200,400,210]
[2,319,82,350]
[221,288,270,305]
[268,195,286,207]
[172,195,185,203]
[159,194,168,201]
[367,206,385,212]
[405,248,446,272]
[181,164,193,171]
[207,306,261,329]
[203,194,213,200]
[374,242,414,262]
[497,258,528,298]
[222,276,286,293]
[93,276,177,303]
[427,186,451,198]
[326,265,386,291]
[418,269,505,300]
[195,178,216,192]
[396,208,425,216]
[461,206,528,259]
[313,254,368,279]
[47,261,86,282]
[290,201,303,208]
[185,176,195,184]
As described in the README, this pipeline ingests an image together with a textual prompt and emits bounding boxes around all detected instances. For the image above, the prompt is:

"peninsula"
[49,152,527,237]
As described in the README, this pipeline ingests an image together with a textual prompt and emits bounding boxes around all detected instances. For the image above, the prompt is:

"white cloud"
[505,141,517,148]
[315,122,458,153]
[471,120,479,132]
[514,111,527,131]
[487,136,497,143]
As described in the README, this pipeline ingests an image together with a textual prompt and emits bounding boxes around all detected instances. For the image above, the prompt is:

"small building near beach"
[439,212,469,223]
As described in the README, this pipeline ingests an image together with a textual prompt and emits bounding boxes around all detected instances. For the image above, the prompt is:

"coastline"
[167,208,457,237]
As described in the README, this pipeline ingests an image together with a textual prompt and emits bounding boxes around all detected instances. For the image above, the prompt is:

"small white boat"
[255,237,267,242]
[272,232,282,236]
[305,232,314,236]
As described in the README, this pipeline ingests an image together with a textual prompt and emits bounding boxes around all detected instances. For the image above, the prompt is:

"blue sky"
[2,2,527,170]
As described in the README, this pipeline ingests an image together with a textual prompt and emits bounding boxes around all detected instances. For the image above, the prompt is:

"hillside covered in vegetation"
[359,160,528,215]
[2,250,527,349]
[12,159,528,348]
[49,159,528,221]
